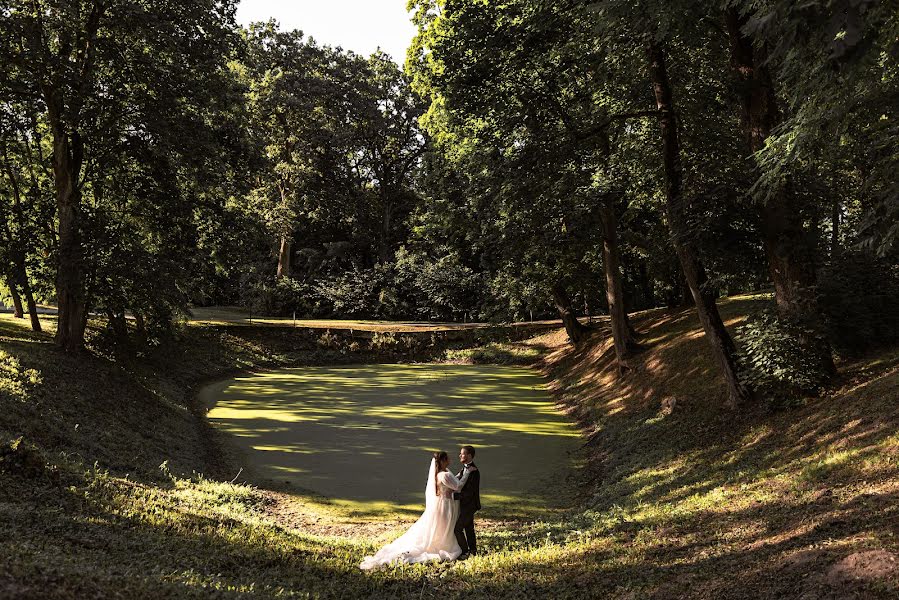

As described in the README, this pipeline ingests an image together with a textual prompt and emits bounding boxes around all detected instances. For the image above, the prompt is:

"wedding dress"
[359,459,471,570]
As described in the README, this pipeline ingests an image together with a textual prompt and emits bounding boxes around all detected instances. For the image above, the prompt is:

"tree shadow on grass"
[3,469,896,599]
[530,296,899,597]
[449,487,899,599]
[0,477,386,598]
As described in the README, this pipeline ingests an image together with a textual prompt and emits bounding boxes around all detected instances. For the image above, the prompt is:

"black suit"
[453,463,481,555]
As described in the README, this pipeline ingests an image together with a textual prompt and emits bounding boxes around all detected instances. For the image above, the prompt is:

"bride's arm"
[441,468,472,492]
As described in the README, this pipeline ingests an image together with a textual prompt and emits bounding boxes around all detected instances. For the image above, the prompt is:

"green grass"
[2,295,899,599]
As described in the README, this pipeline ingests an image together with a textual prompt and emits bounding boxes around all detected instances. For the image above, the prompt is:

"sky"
[236,1,419,64]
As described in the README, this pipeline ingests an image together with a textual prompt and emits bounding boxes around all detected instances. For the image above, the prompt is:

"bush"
[393,247,484,321]
[369,331,421,354]
[817,251,899,355]
[248,277,319,317]
[736,309,833,406]
[313,267,390,318]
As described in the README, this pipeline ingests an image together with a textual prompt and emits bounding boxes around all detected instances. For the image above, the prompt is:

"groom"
[453,445,481,558]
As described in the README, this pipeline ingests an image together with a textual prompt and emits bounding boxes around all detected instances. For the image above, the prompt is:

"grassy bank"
[1,295,897,598]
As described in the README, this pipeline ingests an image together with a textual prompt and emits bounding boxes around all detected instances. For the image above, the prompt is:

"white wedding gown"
[359,460,471,570]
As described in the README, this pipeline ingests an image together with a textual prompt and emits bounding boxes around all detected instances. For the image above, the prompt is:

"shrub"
[313,267,387,318]
[248,277,318,317]
[736,309,833,406]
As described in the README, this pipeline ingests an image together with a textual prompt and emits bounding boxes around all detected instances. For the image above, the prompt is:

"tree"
[645,38,750,406]
[0,100,48,332]
[354,52,426,264]
[2,0,239,351]
[409,0,629,346]
[723,5,835,375]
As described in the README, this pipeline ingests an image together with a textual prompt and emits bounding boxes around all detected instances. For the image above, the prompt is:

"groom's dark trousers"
[453,464,481,555]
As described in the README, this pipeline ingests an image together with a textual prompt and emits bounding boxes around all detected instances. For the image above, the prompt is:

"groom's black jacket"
[454,464,481,512]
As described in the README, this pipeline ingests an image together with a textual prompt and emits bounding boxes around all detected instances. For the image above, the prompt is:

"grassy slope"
[1,296,898,599]
[534,295,899,598]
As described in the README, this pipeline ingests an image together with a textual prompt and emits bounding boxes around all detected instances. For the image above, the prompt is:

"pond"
[202,364,579,516]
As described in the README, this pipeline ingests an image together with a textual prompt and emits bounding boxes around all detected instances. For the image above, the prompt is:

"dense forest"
[1,1,897,404]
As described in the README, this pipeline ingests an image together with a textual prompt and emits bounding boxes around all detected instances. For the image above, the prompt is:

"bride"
[359,451,476,570]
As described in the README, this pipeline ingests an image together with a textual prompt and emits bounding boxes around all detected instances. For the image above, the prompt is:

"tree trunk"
[6,274,24,318]
[1,144,37,331]
[679,271,692,307]
[647,41,750,408]
[725,8,834,374]
[8,249,42,333]
[599,198,638,371]
[831,198,840,257]
[276,235,292,279]
[22,282,41,333]
[46,97,87,352]
[134,311,147,337]
[551,283,588,344]
[638,261,655,309]
[379,197,393,264]
[625,310,637,339]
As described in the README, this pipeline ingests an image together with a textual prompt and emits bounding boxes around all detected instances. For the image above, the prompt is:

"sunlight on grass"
[0,349,42,400]
[800,449,862,482]
[203,364,579,518]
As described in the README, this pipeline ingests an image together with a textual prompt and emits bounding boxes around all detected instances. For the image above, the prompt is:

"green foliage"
[0,349,41,400]
[0,0,247,345]
[736,309,832,405]
[817,251,899,355]
[444,342,542,365]
[368,331,421,353]
[739,0,899,257]
[392,247,485,320]
[312,267,388,318]
[239,25,426,289]
[247,277,318,317]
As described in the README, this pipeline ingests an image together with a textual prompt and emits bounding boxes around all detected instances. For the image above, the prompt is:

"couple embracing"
[360,445,481,569]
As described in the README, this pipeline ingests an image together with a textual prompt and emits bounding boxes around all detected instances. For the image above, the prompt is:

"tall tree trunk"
[1,145,32,328]
[276,235,292,279]
[275,177,294,279]
[11,252,43,333]
[45,96,87,352]
[599,198,638,371]
[647,41,750,408]
[134,311,147,342]
[725,8,834,374]
[5,274,24,318]
[678,271,692,307]
[625,310,637,339]
[551,283,588,344]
